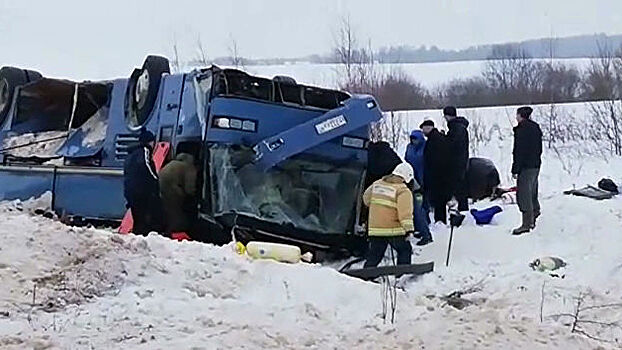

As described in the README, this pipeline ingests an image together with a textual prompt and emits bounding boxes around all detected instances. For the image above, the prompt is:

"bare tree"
[333,14,395,142]
[468,112,501,154]
[333,15,357,87]
[386,112,407,149]
[195,34,209,66]
[484,45,546,104]
[171,38,182,73]
[589,101,622,155]
[375,69,437,111]
[586,43,622,156]
[550,291,622,345]
[228,34,243,68]
[582,41,620,100]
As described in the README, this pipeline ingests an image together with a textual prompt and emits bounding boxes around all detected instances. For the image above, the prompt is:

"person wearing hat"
[511,106,542,235]
[421,120,452,224]
[362,162,416,267]
[443,106,470,212]
[123,128,164,235]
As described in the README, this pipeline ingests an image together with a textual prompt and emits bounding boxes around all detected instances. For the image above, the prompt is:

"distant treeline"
[375,33,622,63]
[203,33,622,67]
[334,37,622,111]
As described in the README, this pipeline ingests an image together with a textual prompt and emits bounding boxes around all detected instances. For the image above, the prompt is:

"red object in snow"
[119,142,170,234]
[171,232,191,241]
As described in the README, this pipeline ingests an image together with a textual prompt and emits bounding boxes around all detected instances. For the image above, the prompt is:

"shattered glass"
[209,145,364,234]
[193,71,212,135]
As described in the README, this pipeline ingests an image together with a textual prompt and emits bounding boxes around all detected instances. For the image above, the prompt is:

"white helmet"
[392,163,414,183]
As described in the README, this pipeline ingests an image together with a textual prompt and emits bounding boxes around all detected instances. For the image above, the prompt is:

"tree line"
[333,19,622,112]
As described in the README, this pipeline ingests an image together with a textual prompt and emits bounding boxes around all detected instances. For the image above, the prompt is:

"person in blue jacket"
[405,130,433,245]
[405,130,429,216]
[405,130,426,191]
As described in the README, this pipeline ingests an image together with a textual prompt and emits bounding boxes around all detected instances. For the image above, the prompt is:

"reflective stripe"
[370,198,397,208]
[372,184,397,198]
[368,227,406,236]
[143,148,158,180]
[401,219,415,231]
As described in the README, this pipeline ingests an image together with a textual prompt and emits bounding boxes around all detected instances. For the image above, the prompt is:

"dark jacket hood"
[449,116,469,128]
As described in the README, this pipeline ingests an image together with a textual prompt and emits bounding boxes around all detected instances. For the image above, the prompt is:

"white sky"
[1,0,621,79]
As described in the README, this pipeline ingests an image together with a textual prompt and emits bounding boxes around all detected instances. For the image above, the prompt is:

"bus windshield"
[208,145,364,234]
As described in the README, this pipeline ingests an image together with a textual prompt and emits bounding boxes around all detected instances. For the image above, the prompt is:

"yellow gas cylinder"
[245,241,302,263]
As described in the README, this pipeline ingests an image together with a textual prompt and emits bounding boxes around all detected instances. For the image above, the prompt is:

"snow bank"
[2,193,622,348]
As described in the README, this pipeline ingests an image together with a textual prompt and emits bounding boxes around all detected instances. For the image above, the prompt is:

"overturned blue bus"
[0,56,382,257]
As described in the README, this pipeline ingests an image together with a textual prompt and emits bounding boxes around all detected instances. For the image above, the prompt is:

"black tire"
[0,66,29,126]
[125,55,170,128]
[24,69,43,83]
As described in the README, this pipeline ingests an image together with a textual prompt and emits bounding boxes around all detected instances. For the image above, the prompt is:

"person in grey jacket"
[511,106,543,235]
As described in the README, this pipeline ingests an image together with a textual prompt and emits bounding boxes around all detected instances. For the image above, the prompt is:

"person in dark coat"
[443,106,470,211]
[421,120,452,224]
[123,129,164,235]
[159,153,198,233]
[467,157,501,200]
[365,141,402,189]
[511,106,543,235]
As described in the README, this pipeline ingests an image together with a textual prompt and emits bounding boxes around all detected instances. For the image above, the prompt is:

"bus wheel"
[0,67,29,125]
[125,55,170,128]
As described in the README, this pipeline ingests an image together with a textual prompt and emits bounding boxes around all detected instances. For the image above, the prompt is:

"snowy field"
[2,102,622,349]
[246,58,592,89]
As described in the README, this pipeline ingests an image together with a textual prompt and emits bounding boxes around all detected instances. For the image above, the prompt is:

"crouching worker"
[363,163,415,268]
[123,129,164,235]
[159,153,198,234]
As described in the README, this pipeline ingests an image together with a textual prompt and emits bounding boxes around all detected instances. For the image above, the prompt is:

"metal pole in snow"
[446,225,455,267]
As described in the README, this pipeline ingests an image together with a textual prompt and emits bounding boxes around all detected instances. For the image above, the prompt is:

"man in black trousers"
[123,128,164,235]
[421,120,452,224]
[511,106,543,235]
[443,106,470,212]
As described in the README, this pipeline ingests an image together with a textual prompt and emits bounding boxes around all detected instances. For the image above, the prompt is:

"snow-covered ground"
[2,102,622,349]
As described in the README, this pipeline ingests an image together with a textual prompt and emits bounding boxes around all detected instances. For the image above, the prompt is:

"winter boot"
[531,210,541,229]
[416,236,433,246]
[512,212,533,236]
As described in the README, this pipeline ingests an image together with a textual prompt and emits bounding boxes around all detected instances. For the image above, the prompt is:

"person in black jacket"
[421,120,452,224]
[365,141,402,189]
[443,106,470,211]
[123,129,164,235]
[511,106,542,235]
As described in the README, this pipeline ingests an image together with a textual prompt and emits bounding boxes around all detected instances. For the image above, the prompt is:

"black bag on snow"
[598,178,619,194]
